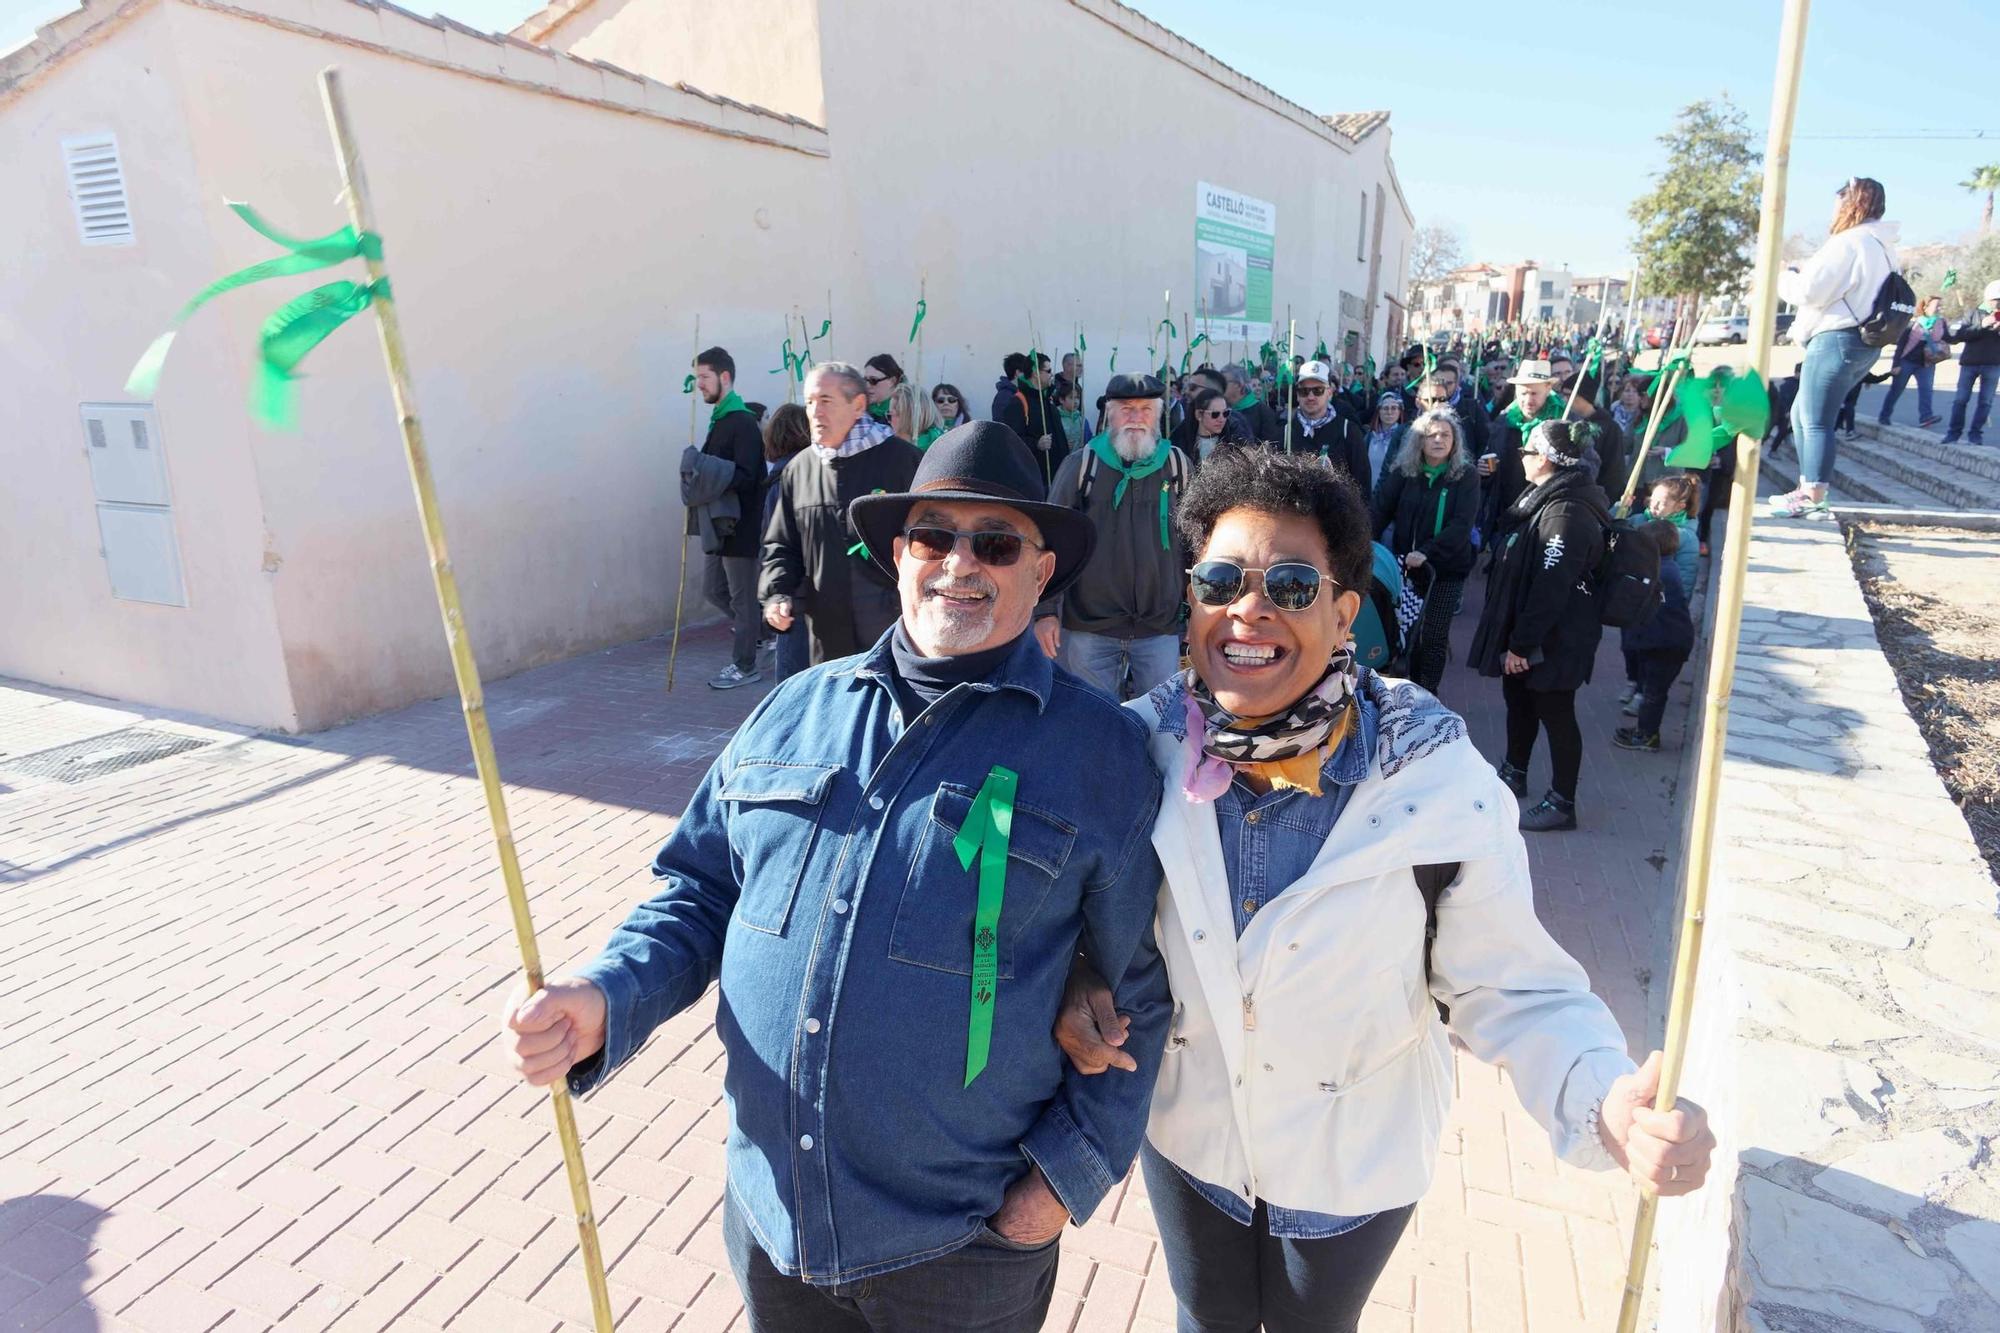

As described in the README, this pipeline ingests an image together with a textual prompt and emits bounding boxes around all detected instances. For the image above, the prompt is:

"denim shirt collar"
[846,622,1056,715]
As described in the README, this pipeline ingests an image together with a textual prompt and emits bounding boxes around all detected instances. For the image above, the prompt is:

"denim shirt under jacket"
[567,628,1173,1285]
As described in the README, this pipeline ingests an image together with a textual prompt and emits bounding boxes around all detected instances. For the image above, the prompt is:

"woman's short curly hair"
[1176,447,1373,599]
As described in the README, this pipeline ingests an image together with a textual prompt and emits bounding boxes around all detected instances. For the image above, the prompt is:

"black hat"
[1101,372,1164,401]
[848,421,1098,598]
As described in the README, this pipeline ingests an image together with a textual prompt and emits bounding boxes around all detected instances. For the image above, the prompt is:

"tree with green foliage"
[1628,97,1762,313]
[1961,163,2000,235]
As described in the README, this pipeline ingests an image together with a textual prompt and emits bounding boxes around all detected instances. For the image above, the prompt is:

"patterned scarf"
[814,413,892,461]
[1181,650,1360,802]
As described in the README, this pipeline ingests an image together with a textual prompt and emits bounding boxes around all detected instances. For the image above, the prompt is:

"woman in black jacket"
[1372,408,1481,696]
[1469,421,1612,833]
[1171,386,1254,466]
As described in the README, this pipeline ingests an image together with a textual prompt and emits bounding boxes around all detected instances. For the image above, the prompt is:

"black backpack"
[1416,862,1458,1021]
[1594,518,1663,629]
[1846,235,1917,349]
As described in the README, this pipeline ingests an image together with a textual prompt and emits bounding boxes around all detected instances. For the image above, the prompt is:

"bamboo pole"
[316,67,616,1333]
[1281,316,1297,454]
[666,314,698,692]
[782,315,797,405]
[1614,3,1810,1328]
[1613,298,1709,513]
[916,272,927,404]
[824,288,834,360]
[1027,310,1051,484]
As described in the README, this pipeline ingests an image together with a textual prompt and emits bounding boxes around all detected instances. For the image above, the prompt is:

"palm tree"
[1963,164,2000,234]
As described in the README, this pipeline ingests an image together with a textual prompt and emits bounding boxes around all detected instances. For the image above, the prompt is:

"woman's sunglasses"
[1188,560,1334,611]
[903,526,1042,567]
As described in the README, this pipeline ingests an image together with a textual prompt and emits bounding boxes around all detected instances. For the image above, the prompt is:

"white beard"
[1111,425,1155,463]
[911,576,999,653]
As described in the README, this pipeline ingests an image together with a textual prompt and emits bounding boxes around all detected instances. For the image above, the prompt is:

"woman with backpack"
[1373,409,1481,696]
[1771,176,1900,519]
[1469,421,1612,833]
[1052,447,1714,1332]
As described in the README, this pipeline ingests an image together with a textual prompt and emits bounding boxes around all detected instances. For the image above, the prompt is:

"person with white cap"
[1478,357,1566,541]
[1287,358,1371,489]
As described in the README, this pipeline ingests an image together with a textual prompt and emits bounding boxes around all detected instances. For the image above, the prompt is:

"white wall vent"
[62,134,135,247]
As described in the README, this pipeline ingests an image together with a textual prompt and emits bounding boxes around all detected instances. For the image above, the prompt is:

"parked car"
[1694,314,1751,345]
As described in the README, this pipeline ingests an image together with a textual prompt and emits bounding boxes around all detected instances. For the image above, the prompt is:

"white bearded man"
[1034,373,1192,702]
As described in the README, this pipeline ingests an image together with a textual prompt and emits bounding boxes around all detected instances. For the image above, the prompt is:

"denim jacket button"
[804,1018,821,1034]
[868,793,885,811]
[799,1134,815,1151]
[832,899,849,915]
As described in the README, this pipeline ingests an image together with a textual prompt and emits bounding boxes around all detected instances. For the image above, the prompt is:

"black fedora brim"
[848,487,1098,602]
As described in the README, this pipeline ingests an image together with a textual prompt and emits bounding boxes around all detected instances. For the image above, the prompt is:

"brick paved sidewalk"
[0,569,1695,1332]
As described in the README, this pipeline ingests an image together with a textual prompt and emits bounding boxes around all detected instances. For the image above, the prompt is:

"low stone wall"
[1650,517,2000,1330]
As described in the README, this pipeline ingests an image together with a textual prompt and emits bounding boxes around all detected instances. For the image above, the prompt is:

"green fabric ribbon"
[1665,368,1769,469]
[1422,463,1451,537]
[1942,269,1958,291]
[710,389,754,424]
[682,374,696,393]
[770,338,806,382]
[1231,391,1259,412]
[1078,333,1088,352]
[811,318,832,342]
[908,299,927,344]
[125,202,384,429]
[1314,339,1331,361]
[954,764,1017,1087]
[1503,395,1564,433]
[1087,433,1173,548]
[1178,332,1209,374]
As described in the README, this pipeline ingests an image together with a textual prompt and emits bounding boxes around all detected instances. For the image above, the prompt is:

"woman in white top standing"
[1772,176,1898,518]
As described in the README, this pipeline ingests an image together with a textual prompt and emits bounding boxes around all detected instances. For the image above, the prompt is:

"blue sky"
[12,0,1998,273]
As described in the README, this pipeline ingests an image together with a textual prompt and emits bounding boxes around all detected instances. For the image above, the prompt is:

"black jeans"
[1632,647,1690,736]
[1696,447,1733,546]
[1142,1143,1415,1333]
[1408,574,1463,697]
[722,1190,1058,1333]
[1502,675,1583,801]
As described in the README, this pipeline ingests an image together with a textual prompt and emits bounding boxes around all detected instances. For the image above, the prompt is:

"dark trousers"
[1696,447,1733,546]
[1502,675,1583,801]
[703,553,761,671]
[722,1190,1058,1333]
[1408,575,1463,697]
[1632,647,1689,736]
[1141,1143,1415,1333]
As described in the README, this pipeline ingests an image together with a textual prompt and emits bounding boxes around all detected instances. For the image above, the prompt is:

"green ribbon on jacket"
[125,201,386,429]
[955,765,1018,1087]
[1088,433,1173,548]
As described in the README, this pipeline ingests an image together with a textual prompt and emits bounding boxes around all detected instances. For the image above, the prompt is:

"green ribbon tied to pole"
[954,765,1017,1087]
[811,318,832,342]
[908,299,927,344]
[682,374,696,393]
[770,338,806,382]
[1664,368,1770,469]
[124,201,386,429]
[1178,332,1209,375]
[1942,269,1958,292]
[1078,333,1087,352]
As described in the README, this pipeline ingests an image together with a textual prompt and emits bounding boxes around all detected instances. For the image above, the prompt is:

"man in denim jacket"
[502,421,1171,1331]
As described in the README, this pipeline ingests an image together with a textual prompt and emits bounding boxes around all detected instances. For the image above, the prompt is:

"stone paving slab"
[0,581,1691,1331]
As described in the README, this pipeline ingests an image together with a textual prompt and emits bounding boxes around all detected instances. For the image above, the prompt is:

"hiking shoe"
[708,663,762,690]
[1520,792,1578,832]
[1618,682,1639,707]
[1496,762,1528,797]
[1623,692,1644,717]
[1614,727,1661,752]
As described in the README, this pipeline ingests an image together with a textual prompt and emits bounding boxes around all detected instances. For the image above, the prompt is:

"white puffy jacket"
[1133,677,1634,1216]
[1780,220,1900,347]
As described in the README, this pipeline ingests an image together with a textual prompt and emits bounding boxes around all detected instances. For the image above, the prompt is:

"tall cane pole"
[1613,298,1709,514]
[666,314,698,692]
[1281,317,1297,454]
[1613,3,1810,1328]
[317,67,616,1333]
[916,272,927,403]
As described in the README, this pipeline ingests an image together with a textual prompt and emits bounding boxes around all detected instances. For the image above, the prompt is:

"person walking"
[1470,421,1612,833]
[1942,280,2000,446]
[686,347,768,690]
[1770,176,1899,517]
[1054,447,1713,1333]
[759,404,813,682]
[994,352,1071,480]
[1037,374,1189,701]
[1173,386,1253,465]
[1372,409,1481,696]
[864,353,907,422]
[1877,295,1949,429]
[761,362,923,663]
[502,423,1171,1332]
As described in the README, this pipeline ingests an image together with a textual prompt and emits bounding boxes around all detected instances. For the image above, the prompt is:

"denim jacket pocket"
[718,759,842,936]
[888,781,1077,978]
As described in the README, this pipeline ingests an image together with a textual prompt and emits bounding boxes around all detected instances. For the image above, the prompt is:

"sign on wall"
[1194,182,1275,346]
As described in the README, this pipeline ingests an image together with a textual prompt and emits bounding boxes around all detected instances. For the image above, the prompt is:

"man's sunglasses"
[1188,560,1335,611]
[1296,384,1328,394]
[903,526,1043,567]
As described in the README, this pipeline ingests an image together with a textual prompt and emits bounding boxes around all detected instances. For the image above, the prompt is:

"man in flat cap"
[1036,373,1192,702]
[502,421,1171,1331]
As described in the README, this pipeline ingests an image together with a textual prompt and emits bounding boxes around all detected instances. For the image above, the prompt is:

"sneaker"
[1623,692,1644,717]
[1613,727,1661,752]
[1920,415,1943,429]
[708,663,762,690]
[1496,762,1528,797]
[1699,541,1711,557]
[1520,791,1578,832]
[1942,434,1961,445]
[1618,682,1639,706]
[1774,492,1830,519]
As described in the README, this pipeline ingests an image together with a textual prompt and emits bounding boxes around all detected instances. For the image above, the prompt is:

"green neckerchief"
[710,389,754,424]
[1087,433,1174,549]
[1502,394,1565,434]
[1917,314,1940,331]
[868,400,892,422]
[915,424,944,450]
[1231,391,1259,412]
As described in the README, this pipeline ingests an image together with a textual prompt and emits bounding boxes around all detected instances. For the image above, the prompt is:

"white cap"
[1983,278,2000,303]
[1297,359,1333,385]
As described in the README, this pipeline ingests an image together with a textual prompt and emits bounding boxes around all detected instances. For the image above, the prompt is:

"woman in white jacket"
[1772,177,1898,518]
[1058,447,1714,1332]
